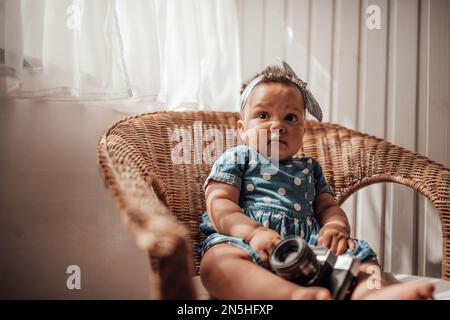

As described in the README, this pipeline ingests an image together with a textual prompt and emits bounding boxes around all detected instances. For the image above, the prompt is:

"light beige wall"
[0,98,149,299]
[236,0,450,277]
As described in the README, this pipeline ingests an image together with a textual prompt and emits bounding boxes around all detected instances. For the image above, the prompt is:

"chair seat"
[387,273,450,300]
[192,273,450,300]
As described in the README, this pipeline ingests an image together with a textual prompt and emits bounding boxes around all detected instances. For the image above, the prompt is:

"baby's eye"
[285,114,298,122]
[257,112,269,119]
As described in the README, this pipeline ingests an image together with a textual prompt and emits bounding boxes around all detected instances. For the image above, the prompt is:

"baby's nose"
[270,121,286,133]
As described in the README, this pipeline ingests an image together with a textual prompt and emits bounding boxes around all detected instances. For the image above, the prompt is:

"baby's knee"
[199,243,251,283]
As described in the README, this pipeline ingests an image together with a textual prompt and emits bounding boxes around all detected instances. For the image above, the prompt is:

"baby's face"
[238,82,305,161]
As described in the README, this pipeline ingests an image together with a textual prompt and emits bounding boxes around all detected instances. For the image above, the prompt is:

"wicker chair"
[97,111,450,299]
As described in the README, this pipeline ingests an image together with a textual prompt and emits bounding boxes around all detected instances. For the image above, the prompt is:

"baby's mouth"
[268,139,287,146]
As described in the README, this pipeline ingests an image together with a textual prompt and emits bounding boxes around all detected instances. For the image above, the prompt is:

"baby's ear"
[237,119,246,142]
[237,119,245,132]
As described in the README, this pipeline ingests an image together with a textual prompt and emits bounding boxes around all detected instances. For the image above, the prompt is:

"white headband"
[239,59,323,122]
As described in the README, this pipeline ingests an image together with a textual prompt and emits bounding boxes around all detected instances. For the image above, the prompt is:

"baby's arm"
[314,192,356,255]
[206,181,258,237]
[205,181,281,263]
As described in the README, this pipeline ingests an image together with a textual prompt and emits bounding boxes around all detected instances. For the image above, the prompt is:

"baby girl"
[198,60,435,300]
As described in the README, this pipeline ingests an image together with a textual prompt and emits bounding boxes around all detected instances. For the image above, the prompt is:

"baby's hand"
[317,223,356,255]
[245,226,282,266]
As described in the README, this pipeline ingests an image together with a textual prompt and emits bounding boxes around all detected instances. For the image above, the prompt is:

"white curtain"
[0,0,241,112]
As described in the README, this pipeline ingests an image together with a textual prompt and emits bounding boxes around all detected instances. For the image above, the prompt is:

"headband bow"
[239,58,323,122]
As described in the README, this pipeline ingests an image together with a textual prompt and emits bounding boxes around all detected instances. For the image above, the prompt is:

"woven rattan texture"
[98,111,450,282]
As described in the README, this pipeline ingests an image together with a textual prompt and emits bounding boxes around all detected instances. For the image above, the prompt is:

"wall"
[236,0,450,277]
[0,98,150,299]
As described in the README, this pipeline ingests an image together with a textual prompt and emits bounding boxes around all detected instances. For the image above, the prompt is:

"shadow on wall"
[0,98,150,299]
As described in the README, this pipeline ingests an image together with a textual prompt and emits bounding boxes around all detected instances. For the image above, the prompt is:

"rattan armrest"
[314,126,450,279]
[97,133,197,299]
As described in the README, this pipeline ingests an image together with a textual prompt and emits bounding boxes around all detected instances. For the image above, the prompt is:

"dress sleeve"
[312,159,336,197]
[203,146,248,190]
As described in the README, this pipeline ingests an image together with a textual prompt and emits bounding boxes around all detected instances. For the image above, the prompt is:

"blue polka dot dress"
[198,145,377,266]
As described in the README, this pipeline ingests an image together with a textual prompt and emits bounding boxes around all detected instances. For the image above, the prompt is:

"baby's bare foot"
[360,281,434,300]
[291,286,331,300]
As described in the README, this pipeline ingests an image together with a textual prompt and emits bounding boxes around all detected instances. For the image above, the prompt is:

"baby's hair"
[240,66,301,94]
[240,66,307,118]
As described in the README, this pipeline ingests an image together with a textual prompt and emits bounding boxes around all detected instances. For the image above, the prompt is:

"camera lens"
[270,236,321,286]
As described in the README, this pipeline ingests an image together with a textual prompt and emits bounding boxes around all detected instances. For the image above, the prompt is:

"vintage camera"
[269,235,360,300]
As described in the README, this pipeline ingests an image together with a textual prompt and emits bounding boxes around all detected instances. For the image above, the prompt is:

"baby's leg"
[351,261,434,300]
[350,260,386,299]
[200,243,330,300]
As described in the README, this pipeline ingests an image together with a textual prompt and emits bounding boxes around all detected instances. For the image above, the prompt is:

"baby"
[198,60,435,300]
